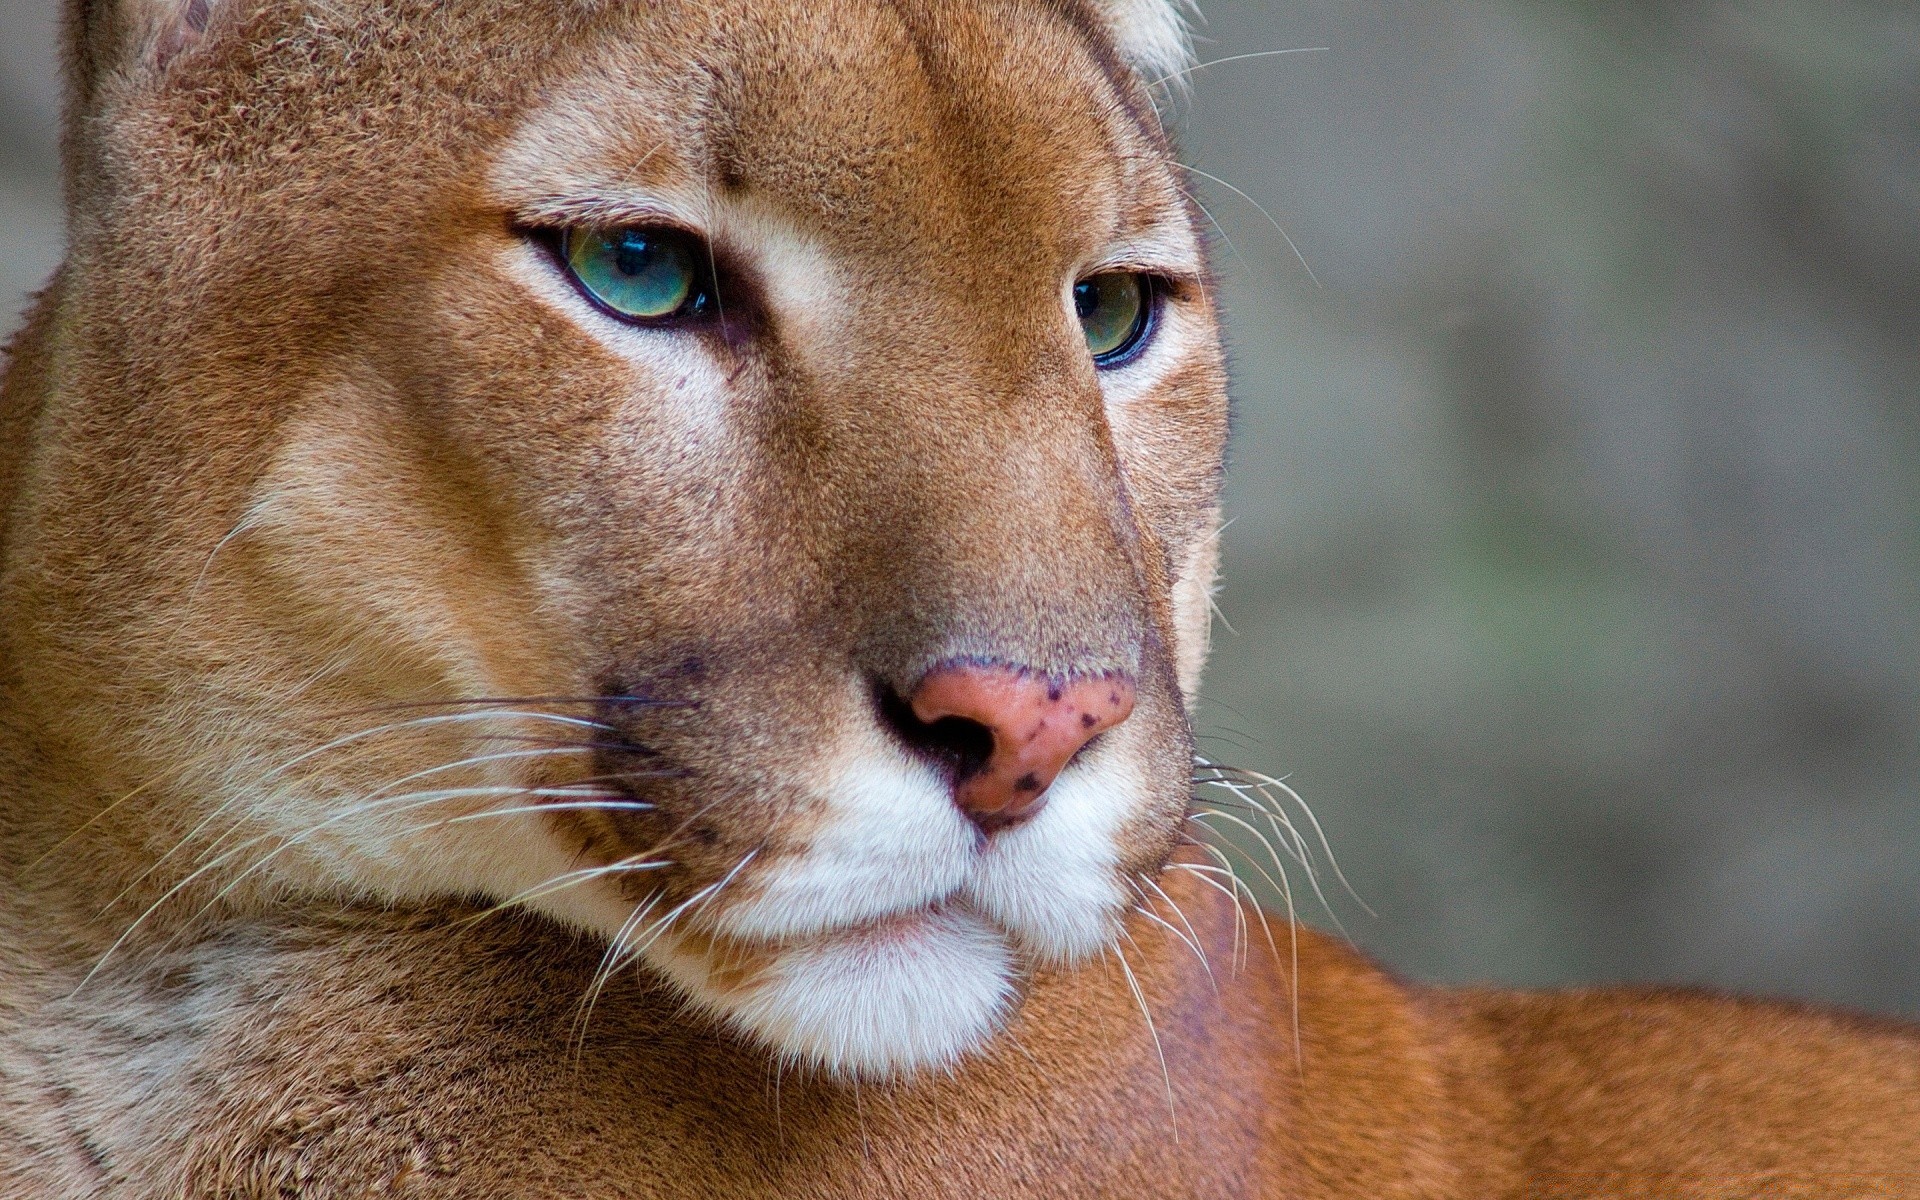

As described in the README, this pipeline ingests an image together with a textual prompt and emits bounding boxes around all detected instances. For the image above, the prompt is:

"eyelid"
[1081,226,1203,280]
[1074,264,1197,309]
[511,195,708,235]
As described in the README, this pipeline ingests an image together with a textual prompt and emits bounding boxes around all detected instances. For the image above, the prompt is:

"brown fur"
[3,0,1919,1195]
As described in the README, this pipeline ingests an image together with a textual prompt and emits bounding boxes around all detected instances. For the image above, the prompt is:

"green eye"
[562,226,711,321]
[1073,272,1152,365]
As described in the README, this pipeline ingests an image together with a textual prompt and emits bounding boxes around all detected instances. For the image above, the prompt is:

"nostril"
[877,686,996,781]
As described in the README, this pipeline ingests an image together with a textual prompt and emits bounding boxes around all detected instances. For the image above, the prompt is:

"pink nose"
[907,664,1136,833]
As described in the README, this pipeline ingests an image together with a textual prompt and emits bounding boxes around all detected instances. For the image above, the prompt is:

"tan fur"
[3,0,1918,1195]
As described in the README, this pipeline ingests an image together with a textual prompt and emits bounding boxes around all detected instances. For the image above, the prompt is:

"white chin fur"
[609,734,1145,1076]
[663,908,1016,1078]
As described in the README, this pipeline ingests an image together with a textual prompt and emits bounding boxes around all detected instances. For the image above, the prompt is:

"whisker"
[1184,834,1302,1070]
[256,710,618,787]
[90,772,666,986]
[134,712,625,888]
[164,498,277,657]
[455,858,673,929]
[574,892,664,1052]
[152,740,646,906]
[1129,878,1213,987]
[447,733,663,756]
[1130,901,1214,990]
[1147,45,1330,91]
[1141,874,1214,985]
[575,848,760,1046]
[429,797,651,825]
[1165,860,1248,971]
[163,762,607,891]
[628,849,758,961]
[1206,763,1370,917]
[1174,161,1321,288]
[1110,938,1178,1140]
[1171,178,1251,283]
[1188,808,1298,897]
[1193,776,1347,938]
[26,771,173,872]
[1186,838,1284,966]
[155,784,586,928]
[1194,782,1314,868]
[320,695,690,719]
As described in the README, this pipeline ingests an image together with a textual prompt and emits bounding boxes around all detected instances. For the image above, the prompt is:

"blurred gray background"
[3,2,1917,1014]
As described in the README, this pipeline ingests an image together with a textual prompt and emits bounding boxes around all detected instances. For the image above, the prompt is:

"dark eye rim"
[524,223,722,328]
[1081,272,1163,370]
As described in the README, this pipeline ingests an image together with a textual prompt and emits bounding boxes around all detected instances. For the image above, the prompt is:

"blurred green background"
[3,2,1917,1014]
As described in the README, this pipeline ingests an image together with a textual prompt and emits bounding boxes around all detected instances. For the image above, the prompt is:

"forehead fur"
[493,0,1191,276]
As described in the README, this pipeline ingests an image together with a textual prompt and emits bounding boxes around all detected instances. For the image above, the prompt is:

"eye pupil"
[613,234,656,277]
[1075,273,1151,365]
[563,226,706,321]
[1074,281,1099,320]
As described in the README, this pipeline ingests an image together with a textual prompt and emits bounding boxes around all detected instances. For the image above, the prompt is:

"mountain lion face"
[6,0,1225,1076]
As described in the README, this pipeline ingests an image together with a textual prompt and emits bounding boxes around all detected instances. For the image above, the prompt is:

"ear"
[1083,0,1195,88]
[64,0,215,105]
[59,0,217,202]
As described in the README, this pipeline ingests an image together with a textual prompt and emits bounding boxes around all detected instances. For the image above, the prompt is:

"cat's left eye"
[1074,272,1155,367]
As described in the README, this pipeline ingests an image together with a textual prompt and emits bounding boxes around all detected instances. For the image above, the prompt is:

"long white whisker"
[578,848,761,1045]
[1189,833,1302,1069]
[90,778,617,985]
[139,725,611,898]
[1130,892,1213,987]
[428,798,650,826]
[574,892,662,1051]
[1175,162,1321,288]
[1189,838,1283,966]
[1196,777,1348,937]
[1188,807,1300,905]
[461,857,673,926]
[1166,860,1247,971]
[259,710,616,786]
[1215,765,1371,917]
[160,730,653,915]
[1141,874,1214,984]
[1111,938,1178,1140]
[1199,776,1314,867]
[166,785,564,933]
[1148,45,1330,90]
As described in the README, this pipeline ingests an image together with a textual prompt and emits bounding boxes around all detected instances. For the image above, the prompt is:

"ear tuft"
[1083,0,1195,89]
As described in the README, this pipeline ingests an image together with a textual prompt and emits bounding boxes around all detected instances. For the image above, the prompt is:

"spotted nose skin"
[908,664,1137,833]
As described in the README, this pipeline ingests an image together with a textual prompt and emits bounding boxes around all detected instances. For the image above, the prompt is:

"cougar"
[2,0,1916,1195]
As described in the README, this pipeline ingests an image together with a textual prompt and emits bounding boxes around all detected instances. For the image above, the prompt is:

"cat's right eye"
[559,226,716,323]
[1074,271,1155,367]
